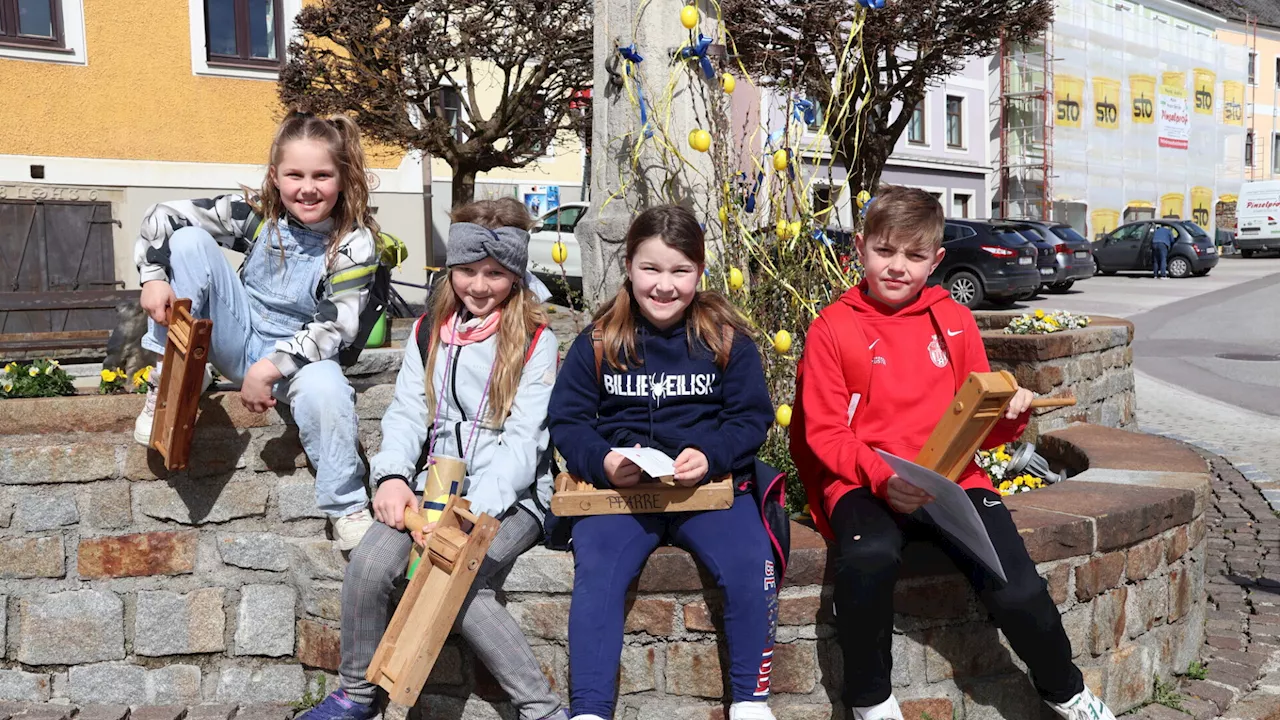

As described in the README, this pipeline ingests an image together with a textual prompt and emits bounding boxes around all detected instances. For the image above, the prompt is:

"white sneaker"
[729,702,775,720]
[133,362,162,446]
[852,695,903,720]
[333,509,375,551]
[1048,686,1116,720]
[133,362,214,446]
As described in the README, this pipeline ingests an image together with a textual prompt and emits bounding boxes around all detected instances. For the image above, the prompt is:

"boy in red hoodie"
[795,186,1115,720]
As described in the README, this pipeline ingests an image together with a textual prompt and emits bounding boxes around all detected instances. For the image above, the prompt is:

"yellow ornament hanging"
[551,241,568,265]
[689,129,711,152]
[773,330,792,354]
[772,149,788,171]
[856,190,872,208]
[721,73,736,94]
[775,404,792,427]
[680,5,699,29]
[718,206,729,225]
[728,267,744,290]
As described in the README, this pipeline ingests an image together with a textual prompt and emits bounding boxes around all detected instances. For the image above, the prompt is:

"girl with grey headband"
[300,198,566,720]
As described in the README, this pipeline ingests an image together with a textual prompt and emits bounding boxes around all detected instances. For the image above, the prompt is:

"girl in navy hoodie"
[549,206,778,720]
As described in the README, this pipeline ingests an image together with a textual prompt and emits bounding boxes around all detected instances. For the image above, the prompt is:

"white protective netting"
[1049,0,1245,238]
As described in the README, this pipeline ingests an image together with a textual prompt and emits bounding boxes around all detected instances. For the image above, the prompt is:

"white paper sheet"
[874,449,1008,583]
[611,447,677,478]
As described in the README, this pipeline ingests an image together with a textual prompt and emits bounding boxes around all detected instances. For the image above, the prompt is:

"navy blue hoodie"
[548,314,774,488]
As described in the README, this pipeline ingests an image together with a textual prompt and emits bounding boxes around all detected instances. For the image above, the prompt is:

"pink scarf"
[439,310,502,346]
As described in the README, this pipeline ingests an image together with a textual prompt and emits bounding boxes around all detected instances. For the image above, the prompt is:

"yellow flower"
[28,367,39,377]
[48,360,59,368]
[101,369,118,382]
[2,382,11,392]
[4,362,16,374]
[43,365,54,375]
[998,480,1013,492]
[1034,309,1045,319]
[140,366,152,382]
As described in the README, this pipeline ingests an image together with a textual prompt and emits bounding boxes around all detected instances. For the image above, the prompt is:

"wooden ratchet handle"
[1030,397,1077,408]
[454,506,480,525]
[403,507,427,534]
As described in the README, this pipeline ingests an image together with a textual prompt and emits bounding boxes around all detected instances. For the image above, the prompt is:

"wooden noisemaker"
[149,298,212,471]
[366,497,498,706]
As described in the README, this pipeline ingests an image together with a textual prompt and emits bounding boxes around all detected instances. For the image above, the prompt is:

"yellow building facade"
[0,0,586,313]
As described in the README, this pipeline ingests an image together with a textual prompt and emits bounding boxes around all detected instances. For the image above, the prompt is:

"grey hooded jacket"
[369,317,558,522]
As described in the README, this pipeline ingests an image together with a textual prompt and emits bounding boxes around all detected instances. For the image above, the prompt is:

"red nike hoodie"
[800,281,1028,517]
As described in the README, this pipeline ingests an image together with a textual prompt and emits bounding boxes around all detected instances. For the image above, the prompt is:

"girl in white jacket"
[300,198,564,720]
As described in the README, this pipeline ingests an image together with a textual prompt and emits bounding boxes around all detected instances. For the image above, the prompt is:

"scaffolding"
[997,29,1055,220]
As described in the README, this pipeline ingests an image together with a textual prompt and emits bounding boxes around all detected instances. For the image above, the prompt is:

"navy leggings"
[568,493,778,717]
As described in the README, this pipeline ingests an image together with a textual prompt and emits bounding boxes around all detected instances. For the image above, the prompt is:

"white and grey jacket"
[370,317,558,522]
[132,194,378,377]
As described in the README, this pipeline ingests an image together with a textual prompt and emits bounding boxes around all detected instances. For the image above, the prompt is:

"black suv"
[1008,220,1097,293]
[932,220,1042,308]
[1092,220,1219,277]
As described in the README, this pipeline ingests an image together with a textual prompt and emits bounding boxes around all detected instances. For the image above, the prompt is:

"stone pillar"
[575,0,720,306]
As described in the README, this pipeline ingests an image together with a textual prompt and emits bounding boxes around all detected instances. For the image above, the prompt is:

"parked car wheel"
[1047,281,1075,293]
[945,271,984,309]
[1242,249,1256,258]
[1193,269,1211,277]
[1168,255,1192,278]
[1094,255,1116,275]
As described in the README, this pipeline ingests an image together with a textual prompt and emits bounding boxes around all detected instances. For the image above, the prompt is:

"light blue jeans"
[143,226,368,518]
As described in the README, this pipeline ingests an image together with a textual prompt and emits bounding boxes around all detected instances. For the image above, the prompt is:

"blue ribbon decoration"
[793,98,818,126]
[680,33,716,80]
[618,45,653,138]
[857,0,886,8]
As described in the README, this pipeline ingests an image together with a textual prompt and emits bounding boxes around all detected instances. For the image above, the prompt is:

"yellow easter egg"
[722,73,736,94]
[552,241,568,265]
[718,206,729,225]
[772,149,789,171]
[728,267,744,290]
[856,190,871,208]
[689,129,711,152]
[773,330,792,353]
[680,5,699,29]
[775,404,792,427]
[789,220,802,238]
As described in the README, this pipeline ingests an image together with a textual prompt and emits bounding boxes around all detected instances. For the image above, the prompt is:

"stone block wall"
[974,314,1136,442]
[0,380,1208,719]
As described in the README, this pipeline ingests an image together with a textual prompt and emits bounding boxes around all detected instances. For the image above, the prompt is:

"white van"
[1235,180,1280,257]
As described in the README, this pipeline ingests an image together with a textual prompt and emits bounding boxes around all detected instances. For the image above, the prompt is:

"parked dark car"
[1006,224,1058,299]
[1006,220,1097,293]
[932,220,1042,309]
[1092,220,1219,278]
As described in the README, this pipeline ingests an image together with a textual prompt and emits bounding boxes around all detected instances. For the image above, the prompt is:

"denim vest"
[242,222,328,355]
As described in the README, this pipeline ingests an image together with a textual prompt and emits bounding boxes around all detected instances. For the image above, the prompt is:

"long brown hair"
[424,198,548,427]
[248,111,379,267]
[593,205,750,370]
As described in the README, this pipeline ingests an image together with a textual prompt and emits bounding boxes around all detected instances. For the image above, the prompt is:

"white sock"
[851,695,903,720]
[728,701,775,720]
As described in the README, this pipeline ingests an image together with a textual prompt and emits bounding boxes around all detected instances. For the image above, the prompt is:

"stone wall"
[975,314,1136,442]
[0,384,1207,718]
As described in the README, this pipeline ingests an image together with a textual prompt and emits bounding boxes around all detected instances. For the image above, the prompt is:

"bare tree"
[280,0,593,207]
[723,0,1053,197]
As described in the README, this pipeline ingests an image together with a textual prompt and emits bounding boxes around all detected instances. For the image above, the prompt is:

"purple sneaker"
[297,690,377,720]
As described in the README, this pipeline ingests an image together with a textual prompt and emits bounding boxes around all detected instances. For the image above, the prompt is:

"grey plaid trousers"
[339,508,564,719]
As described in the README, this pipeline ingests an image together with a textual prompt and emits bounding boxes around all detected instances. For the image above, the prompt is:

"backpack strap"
[526,324,548,364]
[927,300,970,391]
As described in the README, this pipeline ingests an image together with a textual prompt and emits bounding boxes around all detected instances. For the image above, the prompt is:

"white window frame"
[1250,50,1258,86]
[188,0,303,81]
[0,0,87,65]
[951,191,972,219]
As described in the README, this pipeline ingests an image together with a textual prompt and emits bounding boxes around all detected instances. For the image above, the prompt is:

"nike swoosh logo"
[868,339,880,350]
[983,498,1001,507]
[947,329,964,337]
